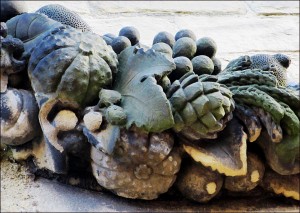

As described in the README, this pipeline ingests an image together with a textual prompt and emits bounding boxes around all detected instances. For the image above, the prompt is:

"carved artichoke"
[167,72,235,141]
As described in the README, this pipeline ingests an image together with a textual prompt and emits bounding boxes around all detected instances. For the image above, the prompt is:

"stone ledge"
[29,1,249,16]
[1,159,299,212]
[245,1,299,16]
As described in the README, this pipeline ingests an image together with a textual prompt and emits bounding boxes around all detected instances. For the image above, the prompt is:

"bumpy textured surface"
[166,72,235,140]
[36,4,91,32]
[224,54,290,87]
[217,66,299,176]
[218,69,278,87]
[28,26,118,106]
[218,69,300,125]
[250,54,290,87]
[91,127,181,200]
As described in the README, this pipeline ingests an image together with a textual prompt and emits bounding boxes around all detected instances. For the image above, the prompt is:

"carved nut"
[83,111,103,132]
[52,110,78,131]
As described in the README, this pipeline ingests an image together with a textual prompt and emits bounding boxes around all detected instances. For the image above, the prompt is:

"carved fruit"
[28,25,117,106]
[224,152,265,192]
[153,31,175,48]
[260,168,299,201]
[182,117,247,177]
[175,29,196,41]
[36,4,92,32]
[175,158,223,203]
[1,88,40,146]
[91,126,181,200]
[172,37,196,59]
[119,26,140,45]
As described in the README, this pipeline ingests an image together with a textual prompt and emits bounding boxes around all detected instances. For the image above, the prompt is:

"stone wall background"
[26,1,300,83]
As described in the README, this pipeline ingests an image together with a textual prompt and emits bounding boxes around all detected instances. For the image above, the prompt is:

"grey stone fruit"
[173,37,196,59]
[111,36,131,54]
[153,31,175,48]
[192,55,214,75]
[175,29,196,41]
[196,37,217,58]
[168,56,193,82]
[119,26,140,45]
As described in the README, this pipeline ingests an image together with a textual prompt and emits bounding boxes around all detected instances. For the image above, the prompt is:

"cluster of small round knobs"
[103,27,221,80]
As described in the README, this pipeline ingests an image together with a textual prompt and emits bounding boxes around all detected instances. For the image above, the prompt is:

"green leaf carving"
[114,47,176,132]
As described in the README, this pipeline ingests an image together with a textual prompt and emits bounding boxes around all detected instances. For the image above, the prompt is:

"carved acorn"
[91,126,181,200]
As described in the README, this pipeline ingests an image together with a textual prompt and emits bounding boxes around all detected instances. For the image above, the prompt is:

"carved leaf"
[114,47,176,132]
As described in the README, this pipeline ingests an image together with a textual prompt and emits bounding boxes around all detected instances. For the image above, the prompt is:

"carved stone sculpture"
[1,8,299,204]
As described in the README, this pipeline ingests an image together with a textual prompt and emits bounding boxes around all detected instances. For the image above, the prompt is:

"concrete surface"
[1,1,299,212]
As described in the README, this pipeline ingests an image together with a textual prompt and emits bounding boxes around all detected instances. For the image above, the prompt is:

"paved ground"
[1,1,299,212]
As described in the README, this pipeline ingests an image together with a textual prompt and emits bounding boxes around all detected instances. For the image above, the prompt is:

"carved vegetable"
[260,168,299,201]
[167,72,235,141]
[224,152,265,192]
[218,64,299,175]
[25,25,117,153]
[175,158,223,203]
[256,130,299,175]
[28,25,117,106]
[234,104,262,142]
[182,117,247,176]
[91,126,181,200]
